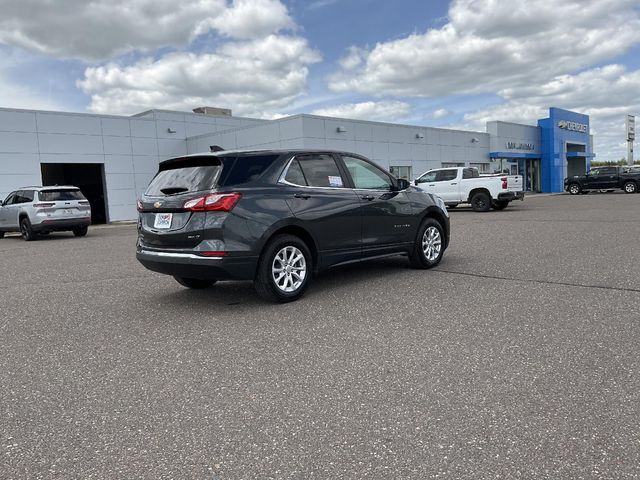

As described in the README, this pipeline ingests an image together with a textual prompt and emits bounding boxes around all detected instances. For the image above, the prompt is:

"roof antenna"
[210,145,225,152]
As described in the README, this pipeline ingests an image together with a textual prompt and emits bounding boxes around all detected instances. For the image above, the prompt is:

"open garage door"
[41,163,108,224]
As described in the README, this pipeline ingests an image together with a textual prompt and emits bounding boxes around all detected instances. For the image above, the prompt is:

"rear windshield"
[39,189,85,201]
[145,154,279,196]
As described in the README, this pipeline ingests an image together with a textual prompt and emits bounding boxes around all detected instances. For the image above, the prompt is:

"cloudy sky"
[0,0,638,160]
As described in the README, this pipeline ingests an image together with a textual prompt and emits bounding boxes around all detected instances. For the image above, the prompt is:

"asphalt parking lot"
[2,193,640,479]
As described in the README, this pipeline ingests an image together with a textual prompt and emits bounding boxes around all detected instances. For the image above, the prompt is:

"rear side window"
[218,154,279,186]
[296,154,345,188]
[436,169,458,181]
[462,168,478,179]
[39,189,84,201]
[284,159,307,185]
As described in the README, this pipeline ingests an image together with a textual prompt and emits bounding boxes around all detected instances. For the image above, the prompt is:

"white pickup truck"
[414,167,524,211]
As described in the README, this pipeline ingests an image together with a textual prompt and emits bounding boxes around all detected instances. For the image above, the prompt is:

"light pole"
[626,114,635,166]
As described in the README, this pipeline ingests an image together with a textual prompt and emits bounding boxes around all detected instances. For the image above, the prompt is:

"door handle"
[294,193,310,199]
[428,184,436,187]
[451,182,457,185]
[361,195,375,201]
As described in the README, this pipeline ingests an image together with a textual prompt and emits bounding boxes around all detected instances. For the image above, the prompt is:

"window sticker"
[328,176,343,187]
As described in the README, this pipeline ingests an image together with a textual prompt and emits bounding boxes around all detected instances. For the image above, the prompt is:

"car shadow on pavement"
[152,255,422,311]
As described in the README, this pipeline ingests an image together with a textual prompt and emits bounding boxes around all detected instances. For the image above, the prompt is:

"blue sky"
[0,0,639,160]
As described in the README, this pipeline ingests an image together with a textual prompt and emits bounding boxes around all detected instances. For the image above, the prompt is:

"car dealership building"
[0,106,593,222]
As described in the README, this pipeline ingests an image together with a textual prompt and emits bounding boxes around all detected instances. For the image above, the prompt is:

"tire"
[470,191,491,212]
[73,226,88,237]
[623,181,637,194]
[492,200,509,210]
[254,234,312,303]
[568,183,581,195]
[409,218,445,269]
[20,217,35,241]
[0,231,4,239]
[174,277,217,289]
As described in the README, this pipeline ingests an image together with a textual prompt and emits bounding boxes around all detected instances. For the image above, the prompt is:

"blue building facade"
[538,108,594,193]
[489,108,594,193]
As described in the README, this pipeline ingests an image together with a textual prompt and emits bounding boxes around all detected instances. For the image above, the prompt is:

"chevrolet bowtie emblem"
[154,201,162,208]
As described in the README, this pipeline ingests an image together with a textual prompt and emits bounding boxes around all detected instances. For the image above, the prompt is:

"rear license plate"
[154,213,172,229]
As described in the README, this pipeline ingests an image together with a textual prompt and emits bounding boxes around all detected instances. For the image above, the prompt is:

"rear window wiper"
[160,187,189,195]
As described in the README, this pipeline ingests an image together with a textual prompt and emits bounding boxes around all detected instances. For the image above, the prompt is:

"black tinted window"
[284,159,308,185]
[297,155,345,188]
[462,168,478,179]
[14,191,33,204]
[3,193,15,205]
[219,154,279,186]
[436,169,457,181]
[39,189,84,201]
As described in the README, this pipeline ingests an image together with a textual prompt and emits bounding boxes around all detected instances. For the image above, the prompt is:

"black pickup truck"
[564,166,640,194]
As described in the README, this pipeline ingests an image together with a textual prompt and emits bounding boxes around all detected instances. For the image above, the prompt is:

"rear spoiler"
[158,155,223,171]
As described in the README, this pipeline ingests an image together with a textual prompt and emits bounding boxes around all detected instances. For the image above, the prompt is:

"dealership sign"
[626,115,635,141]
[557,120,588,133]
[506,142,535,151]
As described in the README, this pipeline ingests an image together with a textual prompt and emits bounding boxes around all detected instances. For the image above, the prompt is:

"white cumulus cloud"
[0,0,295,61]
[311,101,411,121]
[78,35,321,117]
[328,0,640,97]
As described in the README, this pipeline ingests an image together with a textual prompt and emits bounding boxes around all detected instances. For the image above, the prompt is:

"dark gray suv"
[136,150,450,302]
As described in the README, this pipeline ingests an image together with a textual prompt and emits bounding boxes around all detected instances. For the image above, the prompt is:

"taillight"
[501,177,508,189]
[136,200,143,212]
[183,193,242,212]
[33,202,55,208]
[79,200,90,205]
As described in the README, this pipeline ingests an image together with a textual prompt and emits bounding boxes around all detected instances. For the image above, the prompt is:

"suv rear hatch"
[139,156,225,249]
[138,152,281,250]
[36,188,91,221]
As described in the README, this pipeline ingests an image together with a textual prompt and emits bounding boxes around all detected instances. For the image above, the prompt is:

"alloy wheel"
[422,226,442,262]
[272,246,307,293]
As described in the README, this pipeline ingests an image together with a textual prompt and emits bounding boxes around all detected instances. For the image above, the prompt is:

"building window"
[469,163,490,173]
[441,162,465,168]
[389,165,412,181]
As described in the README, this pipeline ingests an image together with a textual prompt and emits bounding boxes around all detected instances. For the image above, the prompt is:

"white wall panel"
[130,119,157,138]
[354,141,374,158]
[371,141,389,161]
[0,110,37,132]
[157,139,187,158]
[103,136,132,155]
[154,111,186,122]
[104,155,134,174]
[0,153,40,174]
[107,203,137,222]
[132,156,160,174]
[302,117,325,139]
[410,144,428,161]
[355,122,373,141]
[389,142,412,160]
[38,134,104,154]
[36,113,102,135]
[131,137,158,156]
[39,153,104,164]
[277,118,303,140]
[156,120,186,139]
[371,124,389,143]
[101,118,131,137]
[106,173,135,190]
[186,122,217,138]
[0,132,39,153]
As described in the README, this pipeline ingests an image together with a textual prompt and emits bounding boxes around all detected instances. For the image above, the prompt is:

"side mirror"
[395,178,410,191]
[414,179,419,186]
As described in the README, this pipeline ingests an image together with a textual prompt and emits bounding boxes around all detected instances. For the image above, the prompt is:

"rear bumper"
[497,191,525,201]
[136,246,258,281]
[32,218,91,232]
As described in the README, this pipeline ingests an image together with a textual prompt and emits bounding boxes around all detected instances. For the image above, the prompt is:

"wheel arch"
[419,207,449,249]
[257,222,319,271]
[467,188,491,203]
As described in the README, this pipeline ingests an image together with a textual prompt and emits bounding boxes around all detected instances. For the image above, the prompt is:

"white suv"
[0,186,92,241]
